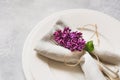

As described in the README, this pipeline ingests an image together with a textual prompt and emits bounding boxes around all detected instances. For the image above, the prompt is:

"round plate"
[22,9,120,80]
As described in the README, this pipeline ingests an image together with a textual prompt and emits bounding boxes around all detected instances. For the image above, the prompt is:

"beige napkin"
[35,20,120,80]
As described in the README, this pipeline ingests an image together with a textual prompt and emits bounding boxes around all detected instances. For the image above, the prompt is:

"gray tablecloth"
[0,0,120,80]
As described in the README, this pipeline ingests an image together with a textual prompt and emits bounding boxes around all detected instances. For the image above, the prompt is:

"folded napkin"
[35,20,120,80]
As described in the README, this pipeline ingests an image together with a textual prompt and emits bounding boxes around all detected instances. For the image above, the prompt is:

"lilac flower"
[53,27,86,51]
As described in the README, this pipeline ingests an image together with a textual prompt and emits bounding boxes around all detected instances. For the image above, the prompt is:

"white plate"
[22,9,120,80]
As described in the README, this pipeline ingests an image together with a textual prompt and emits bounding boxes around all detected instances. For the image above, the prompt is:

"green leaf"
[84,41,94,53]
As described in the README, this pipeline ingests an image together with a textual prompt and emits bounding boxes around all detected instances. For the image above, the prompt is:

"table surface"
[0,0,120,80]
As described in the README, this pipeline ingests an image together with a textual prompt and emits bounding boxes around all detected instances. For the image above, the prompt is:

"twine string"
[77,24,100,46]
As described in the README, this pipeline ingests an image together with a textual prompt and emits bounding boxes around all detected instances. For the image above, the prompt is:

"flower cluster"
[53,27,86,51]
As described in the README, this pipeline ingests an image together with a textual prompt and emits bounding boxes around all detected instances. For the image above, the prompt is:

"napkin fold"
[80,53,106,80]
[94,46,120,65]
[35,20,120,80]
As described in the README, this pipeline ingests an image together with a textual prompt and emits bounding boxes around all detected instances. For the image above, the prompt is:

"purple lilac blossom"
[53,27,86,51]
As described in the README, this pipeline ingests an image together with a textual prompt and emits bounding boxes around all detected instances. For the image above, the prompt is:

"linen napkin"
[35,20,120,80]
